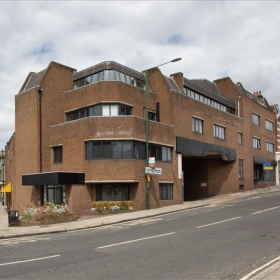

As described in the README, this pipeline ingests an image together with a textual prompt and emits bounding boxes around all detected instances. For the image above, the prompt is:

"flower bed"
[19,202,78,226]
[91,201,134,215]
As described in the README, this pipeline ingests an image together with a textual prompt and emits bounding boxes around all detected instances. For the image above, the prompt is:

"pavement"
[1,185,280,279]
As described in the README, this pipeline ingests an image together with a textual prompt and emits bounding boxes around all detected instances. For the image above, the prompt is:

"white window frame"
[213,124,226,140]
[192,117,203,134]
[252,112,260,126]
[266,141,274,153]
[265,119,274,132]
[238,132,243,145]
[253,137,261,149]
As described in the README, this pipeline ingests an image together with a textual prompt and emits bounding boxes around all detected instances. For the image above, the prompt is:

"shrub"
[20,202,73,226]
[92,201,134,214]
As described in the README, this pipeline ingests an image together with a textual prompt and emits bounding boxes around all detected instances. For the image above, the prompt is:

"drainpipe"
[237,94,242,118]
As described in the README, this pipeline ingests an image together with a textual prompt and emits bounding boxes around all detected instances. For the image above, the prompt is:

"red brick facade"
[5,61,278,214]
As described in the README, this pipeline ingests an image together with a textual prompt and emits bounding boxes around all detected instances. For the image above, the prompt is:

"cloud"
[0,1,280,149]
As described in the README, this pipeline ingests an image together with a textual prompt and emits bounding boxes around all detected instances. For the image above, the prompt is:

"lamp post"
[144,58,182,210]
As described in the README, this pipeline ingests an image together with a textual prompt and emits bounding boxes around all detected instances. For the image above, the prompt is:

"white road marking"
[0,255,61,266]
[251,205,280,215]
[240,255,280,280]
[0,237,51,247]
[197,216,241,229]
[97,232,176,249]
[166,217,179,221]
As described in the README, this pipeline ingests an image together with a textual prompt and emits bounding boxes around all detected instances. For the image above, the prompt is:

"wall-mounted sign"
[263,163,273,170]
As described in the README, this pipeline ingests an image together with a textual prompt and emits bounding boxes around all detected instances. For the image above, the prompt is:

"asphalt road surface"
[1,192,280,280]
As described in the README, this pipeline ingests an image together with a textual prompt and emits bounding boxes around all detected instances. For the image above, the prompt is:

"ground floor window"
[43,185,66,205]
[254,164,275,181]
[159,183,173,200]
[96,184,129,201]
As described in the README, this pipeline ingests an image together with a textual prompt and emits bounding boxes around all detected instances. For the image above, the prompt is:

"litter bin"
[8,210,19,226]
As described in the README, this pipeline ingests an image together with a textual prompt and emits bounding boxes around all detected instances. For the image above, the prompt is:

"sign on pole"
[149,157,155,168]
[145,167,162,175]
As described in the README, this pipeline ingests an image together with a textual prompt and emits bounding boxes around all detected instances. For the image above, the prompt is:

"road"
[1,192,280,279]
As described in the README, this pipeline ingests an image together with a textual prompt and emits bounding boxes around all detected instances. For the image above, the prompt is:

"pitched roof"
[191,79,220,95]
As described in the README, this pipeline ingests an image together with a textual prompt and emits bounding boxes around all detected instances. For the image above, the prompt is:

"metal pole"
[145,70,150,210]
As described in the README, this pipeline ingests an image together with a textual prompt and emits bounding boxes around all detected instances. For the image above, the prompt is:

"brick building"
[5,61,278,214]
[276,116,280,185]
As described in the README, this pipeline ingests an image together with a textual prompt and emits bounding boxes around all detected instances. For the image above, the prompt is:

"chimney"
[170,72,184,93]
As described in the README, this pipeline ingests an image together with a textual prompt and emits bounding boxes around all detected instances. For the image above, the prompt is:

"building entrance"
[182,154,234,201]
[43,185,66,205]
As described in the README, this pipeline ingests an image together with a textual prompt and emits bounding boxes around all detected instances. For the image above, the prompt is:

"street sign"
[145,167,162,175]
[263,163,273,170]
[149,157,155,168]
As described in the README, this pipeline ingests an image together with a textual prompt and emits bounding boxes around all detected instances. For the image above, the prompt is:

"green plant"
[92,201,134,214]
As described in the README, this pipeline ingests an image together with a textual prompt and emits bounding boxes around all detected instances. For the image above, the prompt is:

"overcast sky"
[1,1,280,149]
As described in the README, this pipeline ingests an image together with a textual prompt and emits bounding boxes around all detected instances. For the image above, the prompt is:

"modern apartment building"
[5,61,278,214]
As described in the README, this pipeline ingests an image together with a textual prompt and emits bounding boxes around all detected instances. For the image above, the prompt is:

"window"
[73,70,145,90]
[97,184,129,201]
[266,142,274,153]
[238,132,243,145]
[265,120,274,131]
[159,183,173,200]
[253,137,261,149]
[66,103,132,121]
[213,124,225,140]
[148,111,156,121]
[254,164,275,181]
[85,141,171,162]
[252,113,260,126]
[149,144,172,162]
[43,185,66,205]
[192,117,203,134]
[53,146,63,164]
[239,159,244,179]
[183,87,235,115]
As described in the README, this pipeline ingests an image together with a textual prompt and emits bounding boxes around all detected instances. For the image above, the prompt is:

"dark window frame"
[96,184,129,201]
[53,146,63,164]
[159,183,173,200]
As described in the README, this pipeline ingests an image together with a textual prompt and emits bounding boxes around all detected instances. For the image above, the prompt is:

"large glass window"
[213,124,225,140]
[254,164,275,181]
[252,113,260,126]
[66,103,132,121]
[253,137,261,149]
[265,119,274,131]
[159,183,173,200]
[96,184,129,201]
[85,141,172,162]
[73,70,145,90]
[183,87,235,115]
[192,117,203,134]
[53,146,63,164]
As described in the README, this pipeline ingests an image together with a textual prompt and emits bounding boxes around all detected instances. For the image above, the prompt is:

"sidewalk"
[0,204,8,229]
[0,185,279,240]
[244,258,280,280]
